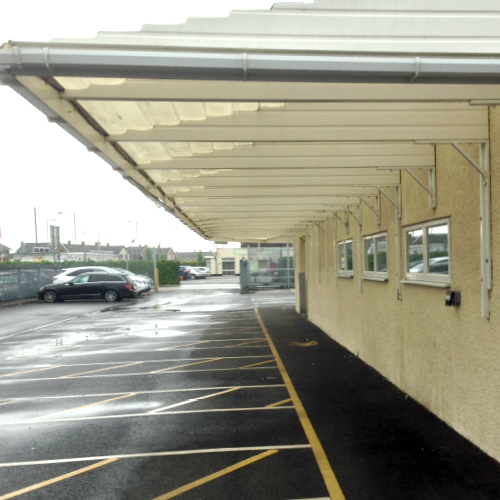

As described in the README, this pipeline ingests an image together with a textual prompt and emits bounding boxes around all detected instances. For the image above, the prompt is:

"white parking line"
[0,444,311,467]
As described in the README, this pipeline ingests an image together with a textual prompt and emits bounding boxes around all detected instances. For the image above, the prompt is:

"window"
[73,275,90,283]
[67,269,86,277]
[337,240,354,276]
[33,247,50,253]
[405,219,450,283]
[363,233,388,279]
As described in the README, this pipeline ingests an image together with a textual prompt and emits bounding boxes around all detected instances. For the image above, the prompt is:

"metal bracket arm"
[360,196,381,225]
[342,206,361,225]
[378,186,401,218]
[404,168,436,208]
[451,142,487,180]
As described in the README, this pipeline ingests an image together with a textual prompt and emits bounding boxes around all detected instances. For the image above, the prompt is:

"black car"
[38,272,138,303]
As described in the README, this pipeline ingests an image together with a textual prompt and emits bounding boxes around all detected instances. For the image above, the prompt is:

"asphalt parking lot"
[2,277,500,499]
[0,280,330,499]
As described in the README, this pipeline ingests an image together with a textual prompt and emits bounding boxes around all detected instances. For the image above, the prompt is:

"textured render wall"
[304,108,500,462]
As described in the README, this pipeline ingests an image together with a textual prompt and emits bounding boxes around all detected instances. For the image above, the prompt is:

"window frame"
[336,239,354,277]
[404,218,451,284]
[363,232,388,280]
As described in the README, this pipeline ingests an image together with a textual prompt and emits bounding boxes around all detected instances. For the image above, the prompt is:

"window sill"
[336,274,354,279]
[362,276,388,282]
[400,280,451,288]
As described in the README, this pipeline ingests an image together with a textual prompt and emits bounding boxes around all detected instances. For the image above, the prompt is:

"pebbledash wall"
[295,107,500,463]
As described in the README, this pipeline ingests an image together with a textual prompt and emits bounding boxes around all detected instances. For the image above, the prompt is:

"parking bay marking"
[28,393,137,421]
[152,450,278,500]
[2,406,295,427]
[149,387,241,413]
[0,458,117,500]
[60,361,143,378]
[0,445,311,468]
[225,339,267,348]
[150,358,222,374]
[238,359,276,369]
[2,366,279,382]
[0,366,61,378]
[266,398,293,408]
[2,385,286,401]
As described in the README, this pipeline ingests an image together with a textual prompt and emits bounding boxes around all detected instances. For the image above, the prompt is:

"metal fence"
[240,245,295,291]
[0,264,66,303]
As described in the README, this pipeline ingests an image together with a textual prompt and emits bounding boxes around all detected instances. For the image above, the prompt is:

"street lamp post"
[58,212,77,244]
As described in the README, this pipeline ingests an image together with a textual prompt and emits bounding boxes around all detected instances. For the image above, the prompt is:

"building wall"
[296,106,500,462]
[209,248,245,275]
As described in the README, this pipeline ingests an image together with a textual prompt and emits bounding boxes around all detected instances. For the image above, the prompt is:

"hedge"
[157,260,180,285]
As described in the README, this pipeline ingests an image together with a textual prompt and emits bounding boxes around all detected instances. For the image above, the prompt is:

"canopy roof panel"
[1,1,498,242]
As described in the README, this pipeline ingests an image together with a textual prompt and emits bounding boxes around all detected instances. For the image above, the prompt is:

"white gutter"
[2,46,500,83]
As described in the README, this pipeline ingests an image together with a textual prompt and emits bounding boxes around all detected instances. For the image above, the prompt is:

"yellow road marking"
[254,308,346,500]
[156,340,212,351]
[150,387,241,412]
[152,450,278,500]
[150,358,222,374]
[0,458,117,499]
[61,362,143,378]
[0,400,20,408]
[224,339,267,348]
[29,393,136,421]
[266,398,293,408]
[238,359,276,369]
[0,366,60,378]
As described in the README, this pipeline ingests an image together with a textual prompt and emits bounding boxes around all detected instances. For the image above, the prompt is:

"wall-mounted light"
[445,291,461,307]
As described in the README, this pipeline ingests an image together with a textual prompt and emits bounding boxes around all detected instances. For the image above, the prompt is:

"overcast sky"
[0,0,276,252]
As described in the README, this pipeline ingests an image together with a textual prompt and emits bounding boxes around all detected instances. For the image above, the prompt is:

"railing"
[0,264,65,303]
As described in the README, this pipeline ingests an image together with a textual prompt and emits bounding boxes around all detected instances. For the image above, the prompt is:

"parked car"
[110,269,151,293]
[52,266,119,284]
[180,266,203,280]
[409,256,449,274]
[179,266,191,280]
[38,272,138,303]
[192,267,211,278]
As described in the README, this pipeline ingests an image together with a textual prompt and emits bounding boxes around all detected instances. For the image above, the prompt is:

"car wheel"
[43,290,58,303]
[189,274,196,280]
[104,289,118,302]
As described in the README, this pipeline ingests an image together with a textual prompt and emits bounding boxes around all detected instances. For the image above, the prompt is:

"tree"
[196,250,205,266]
[144,245,153,262]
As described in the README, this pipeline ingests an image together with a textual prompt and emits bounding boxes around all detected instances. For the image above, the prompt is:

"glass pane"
[73,275,90,283]
[338,244,345,271]
[376,236,387,273]
[428,224,449,274]
[364,239,375,272]
[407,229,424,273]
[346,242,353,271]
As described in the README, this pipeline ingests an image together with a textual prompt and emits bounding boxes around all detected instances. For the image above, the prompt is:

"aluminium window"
[337,239,354,276]
[405,219,450,283]
[363,233,388,279]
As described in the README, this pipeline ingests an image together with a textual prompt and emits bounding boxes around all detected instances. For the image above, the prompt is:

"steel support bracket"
[377,186,401,219]
[342,205,362,226]
[417,140,491,319]
[360,196,381,225]
[404,168,436,208]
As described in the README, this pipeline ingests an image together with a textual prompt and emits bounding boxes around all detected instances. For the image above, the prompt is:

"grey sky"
[0,0,276,251]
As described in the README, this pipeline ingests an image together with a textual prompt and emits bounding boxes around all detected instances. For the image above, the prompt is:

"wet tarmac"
[1,277,500,499]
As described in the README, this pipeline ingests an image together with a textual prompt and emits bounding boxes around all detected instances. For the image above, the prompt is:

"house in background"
[176,251,213,263]
[0,244,11,262]
[127,245,176,261]
[12,241,120,262]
